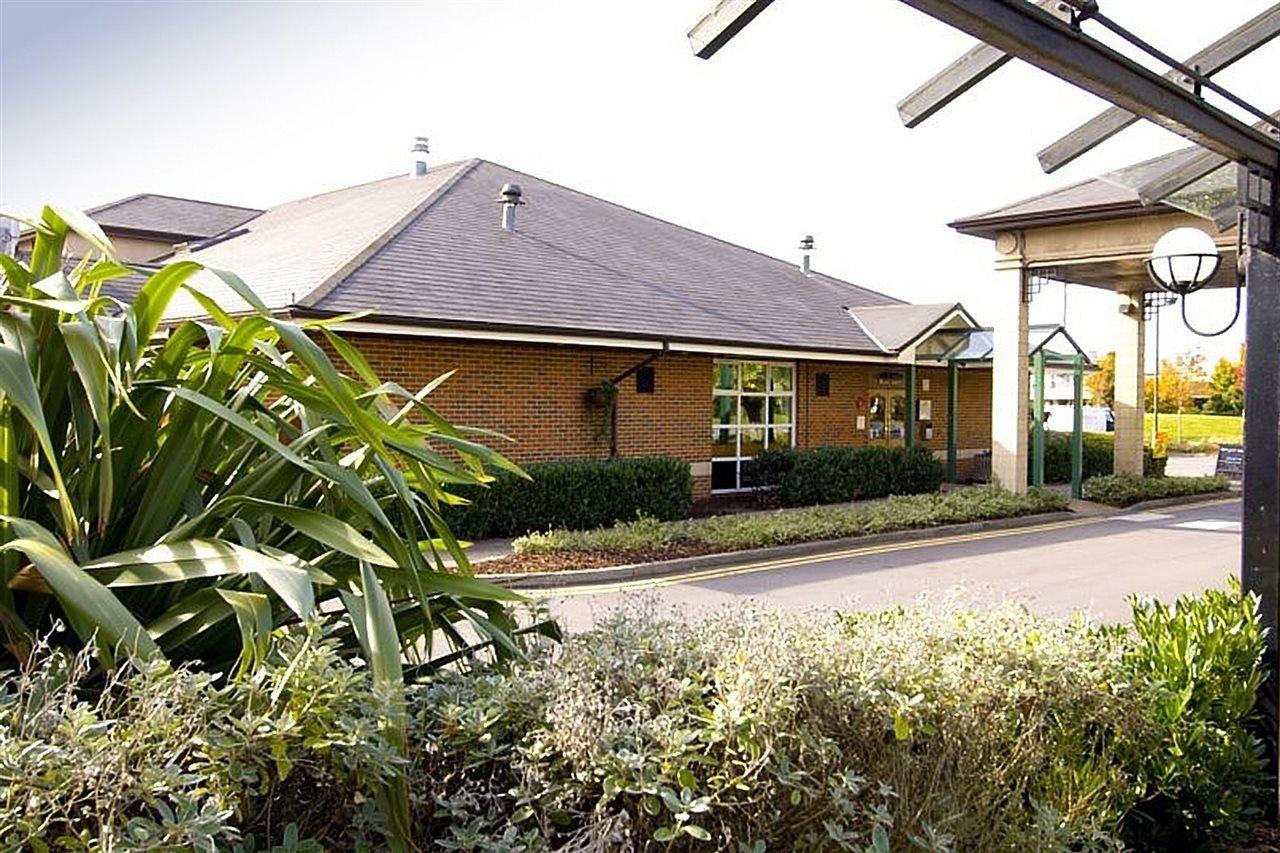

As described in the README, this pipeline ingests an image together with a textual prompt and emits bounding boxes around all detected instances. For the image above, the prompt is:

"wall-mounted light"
[1144,226,1241,337]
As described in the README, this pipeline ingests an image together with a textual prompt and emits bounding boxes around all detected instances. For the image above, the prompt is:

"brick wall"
[338,333,714,490]
[337,332,995,496]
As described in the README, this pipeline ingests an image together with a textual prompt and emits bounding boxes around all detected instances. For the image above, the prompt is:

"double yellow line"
[525,495,1241,598]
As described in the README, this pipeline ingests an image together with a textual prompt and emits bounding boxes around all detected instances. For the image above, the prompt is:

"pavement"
[535,496,1242,633]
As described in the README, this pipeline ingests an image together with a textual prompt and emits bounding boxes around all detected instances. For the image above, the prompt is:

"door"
[867,393,906,445]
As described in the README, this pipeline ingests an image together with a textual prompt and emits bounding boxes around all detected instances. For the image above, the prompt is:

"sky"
[1,0,1275,369]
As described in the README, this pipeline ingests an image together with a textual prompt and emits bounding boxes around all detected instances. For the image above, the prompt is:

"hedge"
[447,455,692,538]
[746,445,945,507]
[1082,473,1231,507]
[513,486,1068,559]
[6,588,1266,850]
[1035,431,1166,483]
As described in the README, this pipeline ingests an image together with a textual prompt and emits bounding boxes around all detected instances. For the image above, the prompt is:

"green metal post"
[1072,354,1084,499]
[904,364,916,449]
[947,360,959,483]
[1032,349,1045,488]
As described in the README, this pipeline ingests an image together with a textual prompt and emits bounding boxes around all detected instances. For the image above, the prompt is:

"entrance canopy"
[917,323,1093,368]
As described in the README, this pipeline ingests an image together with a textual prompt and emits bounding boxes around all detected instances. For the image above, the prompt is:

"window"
[868,395,886,440]
[815,372,830,397]
[711,360,795,491]
[636,365,655,394]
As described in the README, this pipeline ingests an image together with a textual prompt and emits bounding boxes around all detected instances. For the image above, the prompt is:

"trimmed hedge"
[448,456,692,539]
[1036,431,1166,483]
[1082,473,1231,507]
[747,445,945,507]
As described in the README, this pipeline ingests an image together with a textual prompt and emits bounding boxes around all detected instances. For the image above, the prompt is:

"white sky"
[2,0,1275,369]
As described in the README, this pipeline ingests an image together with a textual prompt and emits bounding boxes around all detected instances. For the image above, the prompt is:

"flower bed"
[479,486,1069,574]
[1083,473,1231,507]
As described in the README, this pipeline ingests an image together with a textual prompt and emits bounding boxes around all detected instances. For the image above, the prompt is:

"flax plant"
[0,205,548,671]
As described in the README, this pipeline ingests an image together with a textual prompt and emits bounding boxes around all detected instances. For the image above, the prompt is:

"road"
[538,497,1242,633]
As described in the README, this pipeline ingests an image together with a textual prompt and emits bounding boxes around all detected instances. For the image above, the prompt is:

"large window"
[712,360,795,491]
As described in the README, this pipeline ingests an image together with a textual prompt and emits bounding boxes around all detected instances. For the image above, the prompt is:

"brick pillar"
[1114,289,1146,475]
[990,254,1029,493]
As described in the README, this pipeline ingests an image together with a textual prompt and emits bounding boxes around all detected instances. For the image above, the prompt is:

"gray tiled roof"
[847,303,969,351]
[949,146,1197,238]
[88,194,262,239]
[296,159,905,354]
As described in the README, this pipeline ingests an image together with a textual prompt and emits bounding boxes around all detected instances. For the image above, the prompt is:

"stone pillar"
[990,235,1029,493]
[1113,289,1146,475]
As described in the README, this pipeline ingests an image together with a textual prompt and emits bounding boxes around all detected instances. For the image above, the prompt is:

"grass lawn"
[1144,412,1242,451]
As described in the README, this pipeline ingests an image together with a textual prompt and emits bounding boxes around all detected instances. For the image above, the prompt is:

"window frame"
[711,359,796,493]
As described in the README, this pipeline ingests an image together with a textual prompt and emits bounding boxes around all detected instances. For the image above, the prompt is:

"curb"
[482,510,1081,590]
[1114,491,1239,513]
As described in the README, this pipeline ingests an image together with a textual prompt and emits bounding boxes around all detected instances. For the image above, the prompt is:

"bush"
[1082,474,1230,507]
[0,625,401,850]
[449,456,693,539]
[1037,431,1165,483]
[513,486,1068,558]
[404,587,1264,850]
[748,445,944,507]
[8,589,1262,850]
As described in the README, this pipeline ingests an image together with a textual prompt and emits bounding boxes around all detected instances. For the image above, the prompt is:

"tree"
[1204,353,1245,415]
[1147,351,1206,414]
[1086,351,1115,407]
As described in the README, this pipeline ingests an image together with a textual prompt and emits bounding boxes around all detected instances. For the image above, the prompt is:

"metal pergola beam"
[896,0,1066,128]
[1038,5,1280,173]
[688,0,776,59]
[896,0,1280,170]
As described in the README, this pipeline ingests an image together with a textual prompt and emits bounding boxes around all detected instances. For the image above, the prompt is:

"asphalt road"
[538,497,1242,633]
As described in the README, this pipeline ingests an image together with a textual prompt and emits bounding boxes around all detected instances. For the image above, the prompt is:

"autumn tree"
[1086,351,1115,407]
[1204,350,1245,415]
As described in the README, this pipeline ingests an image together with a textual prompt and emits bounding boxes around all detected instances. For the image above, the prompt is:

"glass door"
[867,393,906,445]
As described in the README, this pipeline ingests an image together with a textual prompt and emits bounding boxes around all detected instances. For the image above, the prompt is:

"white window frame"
[711,358,797,493]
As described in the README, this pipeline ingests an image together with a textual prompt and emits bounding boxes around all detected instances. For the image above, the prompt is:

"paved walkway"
[538,497,1242,633]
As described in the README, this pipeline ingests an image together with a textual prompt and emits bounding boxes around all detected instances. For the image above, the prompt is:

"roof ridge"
[266,158,475,215]
[465,158,904,306]
[296,158,481,309]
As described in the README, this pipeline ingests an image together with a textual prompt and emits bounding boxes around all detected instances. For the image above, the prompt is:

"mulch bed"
[477,542,719,575]
[1236,824,1280,851]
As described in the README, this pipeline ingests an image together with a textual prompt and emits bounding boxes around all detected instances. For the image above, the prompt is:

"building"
[25,155,1030,497]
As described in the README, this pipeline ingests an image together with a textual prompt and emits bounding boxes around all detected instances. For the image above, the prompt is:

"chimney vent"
[412,137,430,176]
[799,235,815,276]
[498,183,524,231]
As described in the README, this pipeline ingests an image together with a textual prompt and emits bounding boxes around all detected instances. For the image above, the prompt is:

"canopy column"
[1032,349,1045,487]
[947,360,959,483]
[1114,289,1147,475]
[1072,354,1085,498]
[990,250,1029,493]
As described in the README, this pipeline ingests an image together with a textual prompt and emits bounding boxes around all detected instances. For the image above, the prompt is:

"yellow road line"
[525,495,1241,598]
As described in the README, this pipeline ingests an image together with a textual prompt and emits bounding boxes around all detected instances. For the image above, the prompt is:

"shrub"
[1036,431,1165,483]
[9,589,1262,850]
[404,587,1265,850]
[1082,474,1230,507]
[747,445,944,507]
[513,486,1068,557]
[448,456,692,538]
[0,625,400,850]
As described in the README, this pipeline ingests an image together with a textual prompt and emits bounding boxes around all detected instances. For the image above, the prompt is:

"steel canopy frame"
[895,0,1279,170]
[1037,5,1280,173]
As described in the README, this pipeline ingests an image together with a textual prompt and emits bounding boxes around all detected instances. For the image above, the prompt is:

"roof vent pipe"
[800,235,815,276]
[498,183,524,231]
[412,137,429,176]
